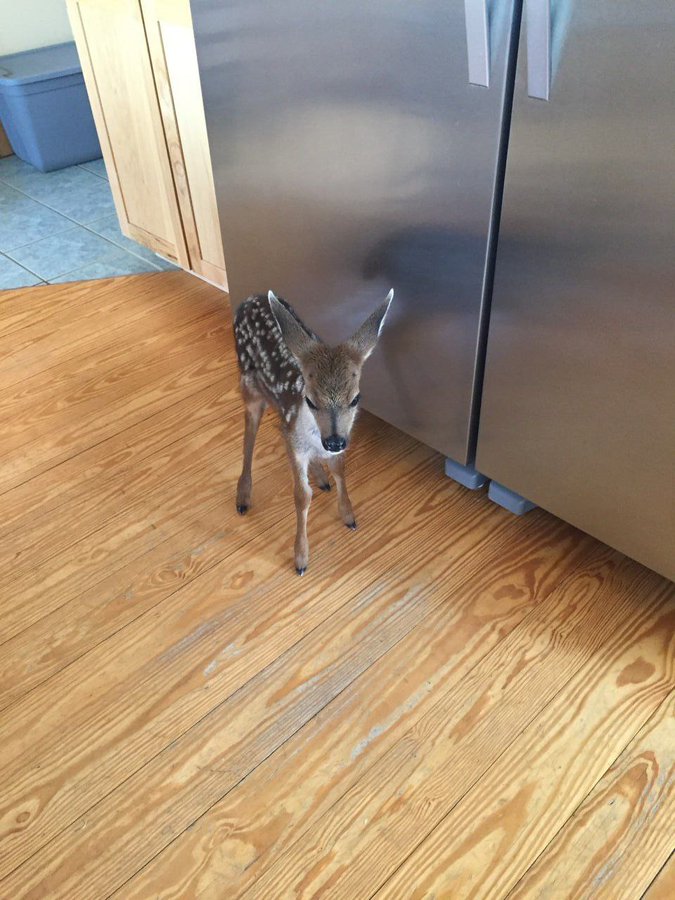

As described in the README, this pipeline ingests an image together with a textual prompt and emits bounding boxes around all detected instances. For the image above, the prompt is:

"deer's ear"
[348,289,394,361]
[268,291,317,360]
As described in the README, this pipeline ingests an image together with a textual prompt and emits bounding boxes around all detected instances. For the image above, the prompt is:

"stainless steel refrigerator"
[476,0,675,580]
[192,0,520,478]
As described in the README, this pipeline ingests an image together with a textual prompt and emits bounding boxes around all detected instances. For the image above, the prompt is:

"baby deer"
[234,289,393,574]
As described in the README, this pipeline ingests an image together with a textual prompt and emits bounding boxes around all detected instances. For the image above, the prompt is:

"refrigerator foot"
[488,481,537,516]
[444,457,488,490]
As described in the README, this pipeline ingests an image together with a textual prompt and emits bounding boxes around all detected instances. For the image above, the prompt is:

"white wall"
[0,1,73,56]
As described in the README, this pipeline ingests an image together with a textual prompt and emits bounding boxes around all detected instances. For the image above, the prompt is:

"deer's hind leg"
[309,459,331,492]
[236,377,267,515]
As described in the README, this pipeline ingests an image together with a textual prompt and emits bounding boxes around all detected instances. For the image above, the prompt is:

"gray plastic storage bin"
[0,41,101,172]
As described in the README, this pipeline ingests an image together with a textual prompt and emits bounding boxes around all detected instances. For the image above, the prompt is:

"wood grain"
[0,380,229,548]
[2,485,590,897]
[0,417,380,708]
[118,514,594,900]
[239,555,674,899]
[141,0,228,288]
[0,273,671,899]
[0,310,224,455]
[66,0,190,264]
[0,317,228,494]
[509,692,674,899]
[0,279,224,387]
[0,123,12,157]
[375,576,674,899]
[0,272,181,340]
[645,853,675,899]
[0,430,430,882]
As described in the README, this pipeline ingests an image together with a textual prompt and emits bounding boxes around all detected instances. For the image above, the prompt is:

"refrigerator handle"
[464,0,490,88]
[526,0,551,100]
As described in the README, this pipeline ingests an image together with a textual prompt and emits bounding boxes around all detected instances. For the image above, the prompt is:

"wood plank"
[644,854,675,899]
[0,271,185,340]
[509,692,674,900]
[240,557,673,900]
[0,308,224,454]
[372,579,674,899]
[0,315,229,493]
[117,515,594,900]
[1,407,247,646]
[0,278,226,387]
[0,380,229,548]
[0,123,12,157]
[0,425,428,880]
[0,479,592,897]
[3,386,235,575]
[1,274,670,899]
[0,416,382,708]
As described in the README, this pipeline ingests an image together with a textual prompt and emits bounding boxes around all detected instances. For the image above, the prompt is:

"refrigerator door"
[477,1,675,580]
[191,0,519,462]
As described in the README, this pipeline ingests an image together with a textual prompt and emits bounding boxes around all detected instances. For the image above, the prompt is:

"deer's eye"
[305,396,318,411]
[349,393,361,408]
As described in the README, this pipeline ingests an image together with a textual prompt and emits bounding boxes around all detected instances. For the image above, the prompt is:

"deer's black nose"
[323,435,346,453]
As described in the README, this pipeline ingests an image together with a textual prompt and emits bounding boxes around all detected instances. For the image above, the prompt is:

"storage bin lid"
[0,42,81,87]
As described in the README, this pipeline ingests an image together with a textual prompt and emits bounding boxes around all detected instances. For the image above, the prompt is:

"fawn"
[234,289,393,574]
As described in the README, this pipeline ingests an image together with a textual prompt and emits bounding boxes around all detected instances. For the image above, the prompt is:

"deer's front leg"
[328,452,356,530]
[289,452,312,574]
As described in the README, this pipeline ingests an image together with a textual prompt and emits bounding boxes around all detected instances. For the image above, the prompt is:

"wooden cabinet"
[140,0,227,286]
[66,0,227,288]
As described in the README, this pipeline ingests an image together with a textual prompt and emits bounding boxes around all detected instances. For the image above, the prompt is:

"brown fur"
[234,289,393,574]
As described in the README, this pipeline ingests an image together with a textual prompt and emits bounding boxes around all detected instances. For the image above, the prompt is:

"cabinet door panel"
[67,0,188,265]
[141,0,227,288]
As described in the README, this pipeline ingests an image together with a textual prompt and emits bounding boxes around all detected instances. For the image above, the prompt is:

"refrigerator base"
[488,481,537,516]
[444,458,488,491]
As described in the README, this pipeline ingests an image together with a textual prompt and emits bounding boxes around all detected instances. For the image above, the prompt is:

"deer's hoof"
[319,483,332,492]
[296,566,307,576]
[236,504,249,515]
[346,520,357,530]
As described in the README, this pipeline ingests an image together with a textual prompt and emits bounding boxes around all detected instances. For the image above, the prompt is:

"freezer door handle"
[526,0,551,100]
[464,0,490,87]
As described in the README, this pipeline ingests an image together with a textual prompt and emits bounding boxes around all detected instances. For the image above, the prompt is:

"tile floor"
[0,155,177,289]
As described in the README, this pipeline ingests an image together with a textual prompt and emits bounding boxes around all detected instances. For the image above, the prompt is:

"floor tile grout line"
[45,253,163,285]
[79,219,166,270]
[2,221,83,255]
[0,170,115,229]
[76,162,108,180]
[0,250,45,283]
[3,218,163,281]
[3,208,165,277]
[1,160,172,281]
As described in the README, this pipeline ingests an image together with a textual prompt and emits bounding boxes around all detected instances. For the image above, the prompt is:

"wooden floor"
[1,271,673,899]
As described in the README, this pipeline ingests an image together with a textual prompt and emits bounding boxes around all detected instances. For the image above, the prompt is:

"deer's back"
[234,294,312,419]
